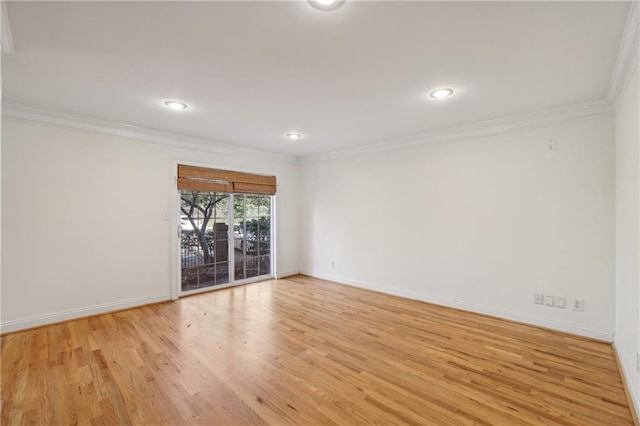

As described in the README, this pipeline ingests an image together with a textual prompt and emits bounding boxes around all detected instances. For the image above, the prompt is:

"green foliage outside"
[180,191,271,263]
[239,216,271,238]
[180,191,229,264]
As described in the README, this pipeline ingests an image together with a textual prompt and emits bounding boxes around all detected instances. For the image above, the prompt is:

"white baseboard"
[304,271,614,342]
[613,338,640,422]
[0,292,171,334]
[275,270,300,279]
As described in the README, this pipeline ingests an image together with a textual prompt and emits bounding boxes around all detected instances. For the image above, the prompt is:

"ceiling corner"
[607,1,639,107]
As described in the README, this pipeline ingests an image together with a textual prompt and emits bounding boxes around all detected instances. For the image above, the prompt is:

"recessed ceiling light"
[308,0,345,11]
[286,133,302,140]
[429,88,454,99]
[164,101,188,110]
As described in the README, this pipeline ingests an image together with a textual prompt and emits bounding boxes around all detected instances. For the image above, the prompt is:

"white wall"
[0,118,299,332]
[615,64,639,416]
[299,117,616,340]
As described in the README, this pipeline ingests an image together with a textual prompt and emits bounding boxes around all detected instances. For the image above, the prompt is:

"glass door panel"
[256,196,271,277]
[180,191,230,291]
[233,194,271,280]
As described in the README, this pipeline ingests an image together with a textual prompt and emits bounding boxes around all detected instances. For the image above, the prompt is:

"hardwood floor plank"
[1,276,635,425]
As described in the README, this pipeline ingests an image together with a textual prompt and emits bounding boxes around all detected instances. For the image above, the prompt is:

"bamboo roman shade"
[177,165,277,195]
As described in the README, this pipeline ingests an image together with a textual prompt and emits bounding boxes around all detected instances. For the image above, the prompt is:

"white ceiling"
[2,1,630,158]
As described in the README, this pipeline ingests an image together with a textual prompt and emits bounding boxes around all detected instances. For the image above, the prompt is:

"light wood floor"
[1,275,635,425]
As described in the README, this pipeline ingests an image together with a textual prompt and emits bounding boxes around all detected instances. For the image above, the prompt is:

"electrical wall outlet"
[546,138,558,151]
[535,294,574,310]
[330,259,335,269]
[571,298,584,312]
[636,352,639,372]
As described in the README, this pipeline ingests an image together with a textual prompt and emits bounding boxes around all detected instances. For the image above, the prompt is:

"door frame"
[169,159,277,300]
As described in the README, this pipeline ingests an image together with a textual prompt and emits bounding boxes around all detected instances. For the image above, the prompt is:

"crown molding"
[3,98,615,169]
[1,1,14,53]
[2,101,299,165]
[300,98,614,165]
[607,1,639,111]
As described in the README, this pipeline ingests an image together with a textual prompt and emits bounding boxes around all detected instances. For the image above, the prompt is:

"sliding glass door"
[179,191,272,294]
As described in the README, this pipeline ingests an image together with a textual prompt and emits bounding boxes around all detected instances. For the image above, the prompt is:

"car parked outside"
[180,215,195,233]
